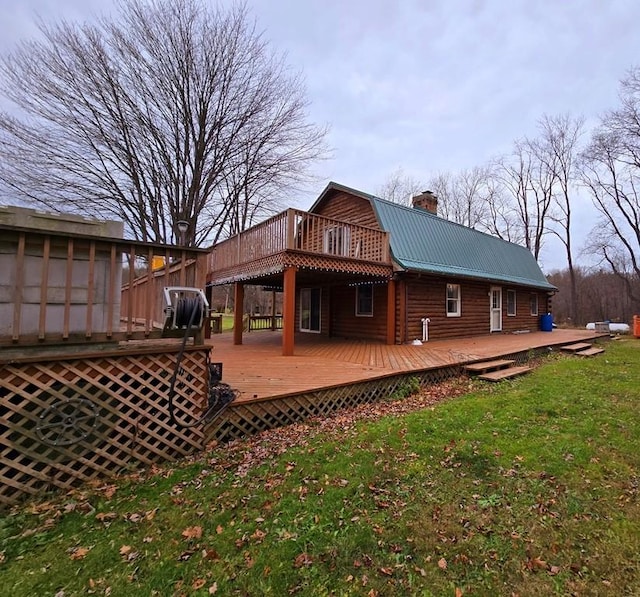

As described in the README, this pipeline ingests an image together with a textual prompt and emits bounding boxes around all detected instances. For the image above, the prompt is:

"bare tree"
[449,166,494,229]
[581,128,640,300]
[579,67,640,304]
[376,167,425,206]
[0,0,327,245]
[480,163,523,243]
[422,171,454,213]
[495,138,556,260]
[536,113,585,323]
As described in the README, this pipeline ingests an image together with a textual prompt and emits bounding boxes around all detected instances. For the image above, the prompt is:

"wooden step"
[576,347,605,357]
[465,359,515,374]
[478,365,532,382]
[560,342,592,353]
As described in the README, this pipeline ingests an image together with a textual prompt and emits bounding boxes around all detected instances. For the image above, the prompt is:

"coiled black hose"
[167,296,236,427]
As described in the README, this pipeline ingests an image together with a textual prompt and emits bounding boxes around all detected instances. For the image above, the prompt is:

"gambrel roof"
[313,182,556,291]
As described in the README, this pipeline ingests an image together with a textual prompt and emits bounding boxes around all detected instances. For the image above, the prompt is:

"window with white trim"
[506,290,516,316]
[323,226,350,257]
[356,284,373,317]
[446,283,461,317]
[530,293,538,316]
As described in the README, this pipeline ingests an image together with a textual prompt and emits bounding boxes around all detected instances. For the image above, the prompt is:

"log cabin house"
[207,182,557,355]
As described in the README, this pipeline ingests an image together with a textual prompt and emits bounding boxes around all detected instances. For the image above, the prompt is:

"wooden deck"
[207,328,607,404]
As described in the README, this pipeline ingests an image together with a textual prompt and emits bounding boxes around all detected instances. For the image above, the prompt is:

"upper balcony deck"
[207,208,392,284]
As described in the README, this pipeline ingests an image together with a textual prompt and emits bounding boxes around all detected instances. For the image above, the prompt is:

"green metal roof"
[368,195,556,291]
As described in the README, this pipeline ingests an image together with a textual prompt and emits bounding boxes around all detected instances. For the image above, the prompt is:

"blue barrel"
[540,313,553,332]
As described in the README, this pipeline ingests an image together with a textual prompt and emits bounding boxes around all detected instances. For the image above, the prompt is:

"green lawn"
[1,339,639,596]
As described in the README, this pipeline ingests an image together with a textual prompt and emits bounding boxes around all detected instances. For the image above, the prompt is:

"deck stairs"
[560,342,605,357]
[464,358,532,382]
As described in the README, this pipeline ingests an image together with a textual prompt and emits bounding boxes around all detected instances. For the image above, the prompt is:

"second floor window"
[324,226,350,257]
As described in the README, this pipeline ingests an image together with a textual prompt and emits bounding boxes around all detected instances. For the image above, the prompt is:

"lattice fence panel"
[1,347,209,507]
[284,253,393,277]
[205,365,463,443]
[208,251,393,285]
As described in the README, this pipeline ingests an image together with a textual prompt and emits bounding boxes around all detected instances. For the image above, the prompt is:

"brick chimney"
[412,190,438,215]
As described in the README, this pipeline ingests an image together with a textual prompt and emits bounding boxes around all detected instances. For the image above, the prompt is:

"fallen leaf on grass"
[192,578,206,590]
[96,512,117,523]
[293,552,314,568]
[182,526,203,540]
[208,583,218,594]
[119,545,139,562]
[525,556,548,571]
[178,550,195,561]
[202,548,220,561]
[437,557,447,570]
[100,485,117,499]
[251,529,267,543]
[70,546,91,560]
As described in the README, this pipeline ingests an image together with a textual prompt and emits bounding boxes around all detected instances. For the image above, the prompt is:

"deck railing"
[0,224,208,348]
[207,208,390,273]
[246,314,283,332]
[120,250,207,337]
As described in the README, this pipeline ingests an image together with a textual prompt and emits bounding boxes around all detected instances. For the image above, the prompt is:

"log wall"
[404,276,550,341]
[314,191,381,229]
[330,284,388,342]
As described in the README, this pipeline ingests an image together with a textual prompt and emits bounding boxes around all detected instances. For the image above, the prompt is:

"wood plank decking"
[207,328,607,404]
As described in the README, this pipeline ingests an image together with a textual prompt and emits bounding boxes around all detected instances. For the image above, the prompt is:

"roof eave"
[395,260,557,292]
[308,181,378,213]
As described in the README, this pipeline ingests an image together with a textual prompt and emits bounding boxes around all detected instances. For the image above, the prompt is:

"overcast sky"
[1,0,638,271]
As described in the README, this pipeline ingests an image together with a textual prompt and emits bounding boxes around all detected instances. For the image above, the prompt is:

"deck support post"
[271,289,277,331]
[283,266,296,356]
[233,282,244,345]
[386,278,396,344]
[204,284,213,340]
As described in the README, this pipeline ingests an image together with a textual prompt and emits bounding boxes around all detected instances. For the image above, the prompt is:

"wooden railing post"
[382,232,390,263]
[286,209,295,250]
[12,232,26,342]
[38,236,51,341]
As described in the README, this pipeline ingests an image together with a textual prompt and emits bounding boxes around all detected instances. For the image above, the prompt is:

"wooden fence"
[0,217,215,507]
[247,314,283,332]
[0,224,209,347]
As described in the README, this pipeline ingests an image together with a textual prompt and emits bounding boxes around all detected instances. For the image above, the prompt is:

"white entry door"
[490,286,502,332]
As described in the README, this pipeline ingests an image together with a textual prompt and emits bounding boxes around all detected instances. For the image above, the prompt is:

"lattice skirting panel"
[0,347,210,507]
[205,346,554,443]
[205,364,464,443]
